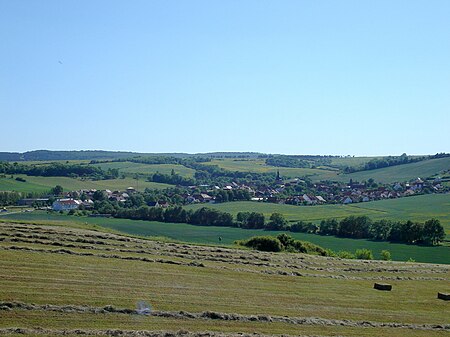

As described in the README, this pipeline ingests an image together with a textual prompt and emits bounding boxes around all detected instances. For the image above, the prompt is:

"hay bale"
[374,283,392,291]
[437,292,450,301]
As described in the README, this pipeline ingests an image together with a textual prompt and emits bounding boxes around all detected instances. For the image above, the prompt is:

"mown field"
[0,222,449,336]
[0,174,171,193]
[184,193,450,235]
[1,210,449,264]
[90,161,196,178]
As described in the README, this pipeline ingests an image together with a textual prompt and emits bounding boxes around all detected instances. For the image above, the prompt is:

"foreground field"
[0,174,171,193]
[0,222,449,336]
[1,211,449,264]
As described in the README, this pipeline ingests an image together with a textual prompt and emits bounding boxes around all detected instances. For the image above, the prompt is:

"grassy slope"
[91,161,196,177]
[184,193,450,234]
[204,157,450,183]
[204,159,339,181]
[0,223,449,336]
[339,157,450,183]
[1,211,449,263]
[0,174,171,193]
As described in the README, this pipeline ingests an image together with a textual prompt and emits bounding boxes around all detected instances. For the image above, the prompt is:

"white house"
[52,198,81,211]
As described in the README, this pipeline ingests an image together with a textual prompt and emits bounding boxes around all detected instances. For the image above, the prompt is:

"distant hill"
[338,156,450,183]
[0,150,265,162]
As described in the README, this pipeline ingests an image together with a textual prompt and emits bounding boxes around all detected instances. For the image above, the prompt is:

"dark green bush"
[242,236,283,252]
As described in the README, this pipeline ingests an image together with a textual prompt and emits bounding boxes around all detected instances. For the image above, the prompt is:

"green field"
[184,193,450,235]
[339,157,450,183]
[1,211,449,264]
[204,159,340,181]
[203,157,450,183]
[0,174,171,193]
[90,161,196,177]
[0,222,449,336]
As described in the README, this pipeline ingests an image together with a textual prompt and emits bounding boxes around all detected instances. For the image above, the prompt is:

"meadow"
[0,222,449,336]
[1,210,449,264]
[0,174,171,193]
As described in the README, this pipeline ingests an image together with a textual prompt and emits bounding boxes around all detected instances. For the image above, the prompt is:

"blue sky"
[1,0,449,155]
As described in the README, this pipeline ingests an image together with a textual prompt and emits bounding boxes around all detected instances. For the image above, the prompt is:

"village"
[15,174,446,212]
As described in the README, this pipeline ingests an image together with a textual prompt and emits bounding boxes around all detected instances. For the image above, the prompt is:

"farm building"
[52,198,81,211]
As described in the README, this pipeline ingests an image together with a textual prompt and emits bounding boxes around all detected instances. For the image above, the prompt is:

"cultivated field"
[203,159,340,181]
[0,222,449,336]
[340,157,450,183]
[0,174,171,193]
[90,161,196,178]
[204,157,450,183]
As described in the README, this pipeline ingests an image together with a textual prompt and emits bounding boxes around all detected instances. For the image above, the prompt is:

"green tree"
[422,219,445,245]
[266,213,288,230]
[51,185,64,196]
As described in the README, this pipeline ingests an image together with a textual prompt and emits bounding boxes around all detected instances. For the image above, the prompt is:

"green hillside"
[184,193,450,234]
[90,161,196,177]
[0,174,170,193]
[339,157,450,183]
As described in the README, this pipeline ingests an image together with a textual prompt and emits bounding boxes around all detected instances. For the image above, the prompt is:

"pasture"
[0,174,171,193]
[0,222,449,336]
[1,211,449,264]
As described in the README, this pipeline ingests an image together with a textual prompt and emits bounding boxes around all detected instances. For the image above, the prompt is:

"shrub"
[355,249,374,260]
[380,250,391,261]
[241,236,282,252]
[337,251,355,259]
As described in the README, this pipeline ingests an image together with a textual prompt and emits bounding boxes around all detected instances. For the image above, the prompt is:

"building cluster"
[16,176,446,212]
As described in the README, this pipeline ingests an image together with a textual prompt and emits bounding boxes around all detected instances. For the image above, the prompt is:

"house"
[52,198,81,211]
[316,195,326,203]
[157,201,170,208]
[196,193,213,203]
[342,197,353,204]
[393,183,403,191]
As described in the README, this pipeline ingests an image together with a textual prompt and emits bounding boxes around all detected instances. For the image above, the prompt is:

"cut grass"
[0,223,449,336]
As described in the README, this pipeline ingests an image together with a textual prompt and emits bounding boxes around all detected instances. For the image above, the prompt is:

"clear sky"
[1,0,449,156]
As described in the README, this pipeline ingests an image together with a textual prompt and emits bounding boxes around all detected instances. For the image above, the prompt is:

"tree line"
[0,162,119,180]
[85,199,445,246]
